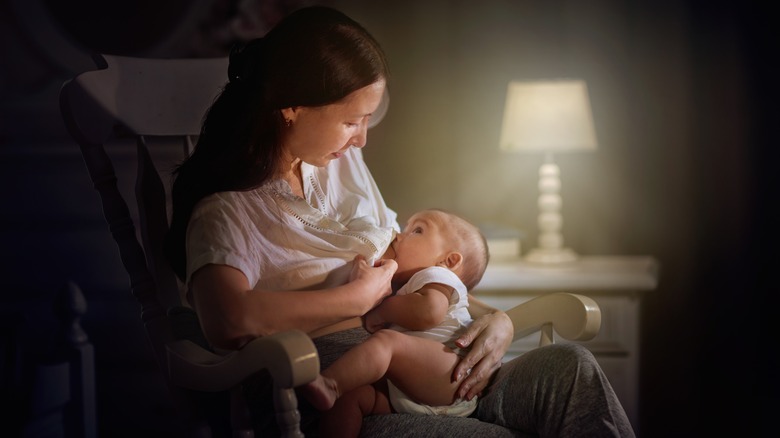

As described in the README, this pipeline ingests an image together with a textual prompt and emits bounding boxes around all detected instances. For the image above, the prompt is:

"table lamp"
[498,79,598,264]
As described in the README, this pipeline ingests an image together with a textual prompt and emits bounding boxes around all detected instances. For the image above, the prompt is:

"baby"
[303,208,490,437]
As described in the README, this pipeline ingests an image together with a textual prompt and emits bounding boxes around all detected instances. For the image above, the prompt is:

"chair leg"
[273,386,304,438]
[231,386,254,438]
[56,281,97,438]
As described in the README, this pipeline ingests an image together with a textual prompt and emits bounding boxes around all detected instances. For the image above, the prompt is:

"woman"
[165,6,634,437]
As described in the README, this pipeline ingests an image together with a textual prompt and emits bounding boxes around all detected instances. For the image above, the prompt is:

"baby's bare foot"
[301,375,339,411]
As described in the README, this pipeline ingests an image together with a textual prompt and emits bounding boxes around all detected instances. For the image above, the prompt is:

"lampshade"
[499,80,597,153]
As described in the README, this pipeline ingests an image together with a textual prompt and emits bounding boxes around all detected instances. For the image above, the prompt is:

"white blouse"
[185,147,399,291]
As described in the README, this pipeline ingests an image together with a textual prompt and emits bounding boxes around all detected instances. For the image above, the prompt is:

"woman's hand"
[452,310,513,401]
[349,255,396,311]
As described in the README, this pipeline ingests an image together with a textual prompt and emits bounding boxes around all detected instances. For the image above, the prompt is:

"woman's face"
[281,79,386,168]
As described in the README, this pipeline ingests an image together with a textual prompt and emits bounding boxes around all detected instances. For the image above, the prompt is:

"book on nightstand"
[478,222,524,261]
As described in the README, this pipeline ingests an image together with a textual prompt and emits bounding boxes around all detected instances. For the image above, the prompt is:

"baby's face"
[386,210,453,283]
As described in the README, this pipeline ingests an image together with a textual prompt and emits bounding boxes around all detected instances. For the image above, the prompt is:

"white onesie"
[386,266,478,417]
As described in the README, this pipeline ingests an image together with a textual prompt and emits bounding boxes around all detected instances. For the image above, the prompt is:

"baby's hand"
[363,306,389,333]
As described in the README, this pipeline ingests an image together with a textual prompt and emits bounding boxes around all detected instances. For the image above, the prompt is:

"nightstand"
[472,255,659,434]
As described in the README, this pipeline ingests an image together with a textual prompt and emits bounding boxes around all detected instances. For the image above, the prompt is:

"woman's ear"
[280,107,298,123]
[441,252,463,270]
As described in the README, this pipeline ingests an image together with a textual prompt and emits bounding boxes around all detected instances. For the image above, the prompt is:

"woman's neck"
[281,157,304,198]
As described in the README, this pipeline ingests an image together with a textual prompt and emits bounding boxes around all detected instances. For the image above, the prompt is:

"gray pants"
[475,342,635,437]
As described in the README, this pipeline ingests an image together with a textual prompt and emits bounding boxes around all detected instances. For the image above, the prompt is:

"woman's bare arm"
[191,257,396,350]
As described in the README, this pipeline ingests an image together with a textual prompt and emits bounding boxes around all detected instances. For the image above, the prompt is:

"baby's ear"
[442,252,463,270]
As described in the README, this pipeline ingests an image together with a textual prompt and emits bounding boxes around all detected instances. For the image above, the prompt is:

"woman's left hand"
[451,310,513,401]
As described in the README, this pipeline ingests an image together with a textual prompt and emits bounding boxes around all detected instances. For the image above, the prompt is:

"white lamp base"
[524,247,578,264]
[525,157,578,265]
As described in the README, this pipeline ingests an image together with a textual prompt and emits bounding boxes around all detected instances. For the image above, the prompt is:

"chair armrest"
[505,293,601,346]
[166,330,320,392]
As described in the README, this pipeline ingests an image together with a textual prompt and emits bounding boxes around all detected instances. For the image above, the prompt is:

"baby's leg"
[301,330,398,411]
[319,380,392,438]
[322,329,462,407]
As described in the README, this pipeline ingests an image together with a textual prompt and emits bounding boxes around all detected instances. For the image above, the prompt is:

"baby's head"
[385,209,489,290]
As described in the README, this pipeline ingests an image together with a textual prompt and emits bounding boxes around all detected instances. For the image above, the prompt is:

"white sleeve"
[397,267,468,306]
[185,194,261,287]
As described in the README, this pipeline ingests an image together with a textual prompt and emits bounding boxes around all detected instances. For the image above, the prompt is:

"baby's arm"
[364,283,452,333]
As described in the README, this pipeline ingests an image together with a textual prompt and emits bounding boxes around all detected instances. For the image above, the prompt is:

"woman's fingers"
[455,347,502,400]
[452,316,489,378]
[453,326,500,399]
[452,311,513,400]
[374,259,398,284]
[454,312,486,349]
[374,257,397,270]
[376,259,397,299]
[350,256,396,308]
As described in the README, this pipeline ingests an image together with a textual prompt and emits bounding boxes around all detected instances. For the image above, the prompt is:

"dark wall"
[1,0,776,436]
[681,1,778,435]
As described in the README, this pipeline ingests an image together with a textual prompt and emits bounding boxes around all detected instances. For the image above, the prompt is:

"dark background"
[1,0,777,436]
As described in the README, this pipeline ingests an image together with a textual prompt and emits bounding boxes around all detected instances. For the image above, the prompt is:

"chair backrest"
[59,54,230,433]
[60,53,227,313]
